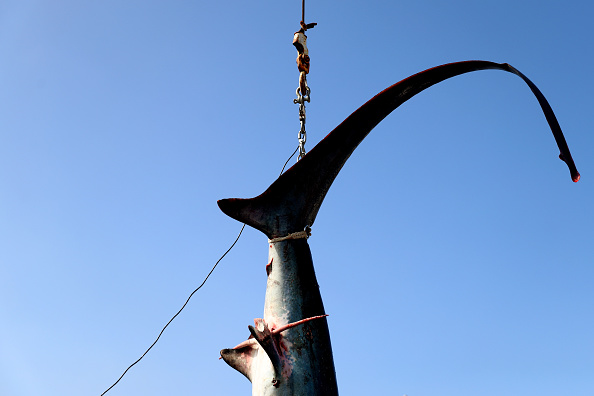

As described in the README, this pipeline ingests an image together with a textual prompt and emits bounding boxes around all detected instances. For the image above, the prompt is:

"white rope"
[268,229,310,243]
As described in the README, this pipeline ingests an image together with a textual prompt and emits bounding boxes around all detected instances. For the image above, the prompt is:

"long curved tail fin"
[218,61,580,238]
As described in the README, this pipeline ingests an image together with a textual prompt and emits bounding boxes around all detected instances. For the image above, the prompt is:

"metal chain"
[294,86,310,160]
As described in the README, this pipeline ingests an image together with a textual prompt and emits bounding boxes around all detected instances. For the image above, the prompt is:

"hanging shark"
[217,60,579,396]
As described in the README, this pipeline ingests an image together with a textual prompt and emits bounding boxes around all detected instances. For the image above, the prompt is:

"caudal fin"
[219,61,580,238]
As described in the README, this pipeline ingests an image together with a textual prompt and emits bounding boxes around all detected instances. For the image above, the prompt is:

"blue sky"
[1,1,592,395]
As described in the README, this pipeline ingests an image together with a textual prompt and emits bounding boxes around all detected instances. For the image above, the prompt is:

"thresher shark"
[217,60,579,395]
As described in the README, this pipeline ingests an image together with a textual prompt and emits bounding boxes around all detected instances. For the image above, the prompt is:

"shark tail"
[218,61,579,237]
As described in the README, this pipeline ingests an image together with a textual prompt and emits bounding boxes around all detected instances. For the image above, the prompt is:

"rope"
[99,145,301,395]
[100,224,245,396]
[268,227,311,243]
[280,146,299,176]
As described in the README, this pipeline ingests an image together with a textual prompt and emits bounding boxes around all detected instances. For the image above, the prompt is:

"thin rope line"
[100,224,245,396]
[280,146,299,176]
[100,146,298,395]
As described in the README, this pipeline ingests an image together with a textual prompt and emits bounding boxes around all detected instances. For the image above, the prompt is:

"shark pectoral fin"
[220,341,258,382]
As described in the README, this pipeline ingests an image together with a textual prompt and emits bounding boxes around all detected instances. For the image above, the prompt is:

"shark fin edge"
[220,346,257,382]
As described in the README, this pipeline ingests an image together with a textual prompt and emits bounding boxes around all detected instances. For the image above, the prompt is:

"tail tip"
[559,153,580,183]
[572,172,580,183]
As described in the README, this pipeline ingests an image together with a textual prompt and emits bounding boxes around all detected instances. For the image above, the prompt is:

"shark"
[217,60,579,396]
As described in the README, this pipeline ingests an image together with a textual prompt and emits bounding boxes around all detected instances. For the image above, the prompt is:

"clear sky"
[1,1,592,395]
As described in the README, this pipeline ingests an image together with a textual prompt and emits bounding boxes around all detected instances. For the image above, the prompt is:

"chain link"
[294,86,310,160]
